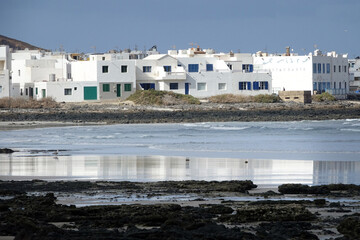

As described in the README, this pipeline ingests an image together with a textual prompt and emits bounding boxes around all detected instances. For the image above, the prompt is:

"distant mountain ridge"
[0,34,48,51]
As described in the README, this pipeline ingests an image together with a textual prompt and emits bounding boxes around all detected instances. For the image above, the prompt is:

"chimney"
[285,46,290,56]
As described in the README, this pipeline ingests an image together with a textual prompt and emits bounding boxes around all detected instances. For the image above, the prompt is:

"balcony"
[161,71,186,80]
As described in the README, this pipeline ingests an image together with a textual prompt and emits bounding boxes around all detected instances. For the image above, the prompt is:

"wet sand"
[1,180,360,239]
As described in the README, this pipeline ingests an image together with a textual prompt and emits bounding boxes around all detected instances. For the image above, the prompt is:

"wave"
[340,128,360,132]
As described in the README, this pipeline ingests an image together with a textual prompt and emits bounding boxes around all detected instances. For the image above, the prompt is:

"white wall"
[254,56,313,93]
[34,81,98,102]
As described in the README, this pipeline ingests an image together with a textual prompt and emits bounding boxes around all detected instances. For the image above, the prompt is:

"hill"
[0,34,48,51]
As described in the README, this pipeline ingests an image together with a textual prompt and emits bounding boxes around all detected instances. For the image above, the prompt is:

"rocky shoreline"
[0,101,359,127]
[1,180,360,239]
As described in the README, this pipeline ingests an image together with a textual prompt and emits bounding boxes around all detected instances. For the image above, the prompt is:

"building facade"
[0,46,11,98]
[254,49,350,98]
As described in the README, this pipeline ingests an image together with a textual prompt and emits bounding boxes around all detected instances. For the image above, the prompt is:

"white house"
[0,45,11,98]
[71,53,136,101]
[349,58,360,92]
[254,49,350,98]
[136,47,272,98]
[11,49,71,99]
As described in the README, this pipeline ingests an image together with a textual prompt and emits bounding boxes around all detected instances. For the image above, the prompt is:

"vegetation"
[253,94,281,103]
[126,90,200,105]
[0,97,59,109]
[208,94,281,103]
[312,92,336,102]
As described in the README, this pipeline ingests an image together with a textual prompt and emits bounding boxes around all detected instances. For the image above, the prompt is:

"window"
[326,63,330,74]
[206,64,213,71]
[143,66,152,72]
[227,64,232,70]
[102,57,105,61]
[313,63,317,74]
[74,87,77,90]
[67,73,71,79]
[102,66,109,73]
[318,63,321,73]
[18,70,20,76]
[344,66,347,72]
[170,83,178,90]
[121,65,127,73]
[218,83,226,90]
[253,82,260,90]
[339,82,341,89]
[64,88,72,95]
[334,65,336,72]
[323,64,325,73]
[339,65,341,72]
[35,88,38,95]
[239,82,251,90]
[25,88,28,95]
[124,84,132,91]
[242,64,253,72]
[313,82,317,90]
[197,82,206,91]
[188,64,199,72]
[334,82,336,89]
[103,83,110,92]
[259,81,269,90]
[163,66,171,72]
[0,86,2,93]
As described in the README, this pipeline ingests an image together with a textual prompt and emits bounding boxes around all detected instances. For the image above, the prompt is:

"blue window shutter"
[313,82,317,90]
[150,83,155,89]
[249,64,253,72]
[313,63,316,74]
[264,81,268,90]
[247,82,251,90]
[253,82,259,90]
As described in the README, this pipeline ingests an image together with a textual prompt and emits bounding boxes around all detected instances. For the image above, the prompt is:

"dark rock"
[256,222,318,240]
[278,184,330,194]
[337,216,360,239]
[0,148,14,153]
[313,199,326,206]
[219,204,316,223]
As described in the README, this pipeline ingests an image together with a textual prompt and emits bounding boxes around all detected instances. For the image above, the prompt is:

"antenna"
[189,42,197,49]
[172,45,176,50]
[91,46,96,53]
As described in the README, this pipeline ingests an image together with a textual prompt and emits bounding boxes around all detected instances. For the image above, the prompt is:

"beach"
[1,180,360,239]
[1,101,360,239]
[0,101,359,129]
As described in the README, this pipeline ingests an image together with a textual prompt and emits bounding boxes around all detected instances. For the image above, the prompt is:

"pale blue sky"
[1,0,359,57]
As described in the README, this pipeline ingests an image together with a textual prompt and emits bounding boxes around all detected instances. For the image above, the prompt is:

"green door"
[116,84,121,97]
[42,89,46,98]
[84,86,97,100]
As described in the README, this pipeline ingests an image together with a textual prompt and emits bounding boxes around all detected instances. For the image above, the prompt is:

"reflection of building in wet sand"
[313,161,360,185]
[0,155,314,185]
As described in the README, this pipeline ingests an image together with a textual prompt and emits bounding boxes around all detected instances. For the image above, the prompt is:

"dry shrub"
[312,92,336,102]
[209,94,281,104]
[0,97,59,109]
[127,90,200,105]
[208,94,253,103]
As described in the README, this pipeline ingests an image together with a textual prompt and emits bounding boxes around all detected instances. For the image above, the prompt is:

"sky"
[1,0,359,57]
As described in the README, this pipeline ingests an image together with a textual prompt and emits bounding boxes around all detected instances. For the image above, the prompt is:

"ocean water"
[0,119,360,186]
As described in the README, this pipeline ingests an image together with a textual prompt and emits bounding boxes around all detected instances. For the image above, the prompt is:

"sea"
[1,119,360,187]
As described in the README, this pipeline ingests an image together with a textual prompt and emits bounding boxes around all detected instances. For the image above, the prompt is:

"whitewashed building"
[0,45,11,98]
[135,47,272,98]
[254,49,350,98]
[349,58,360,92]
[71,53,136,101]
